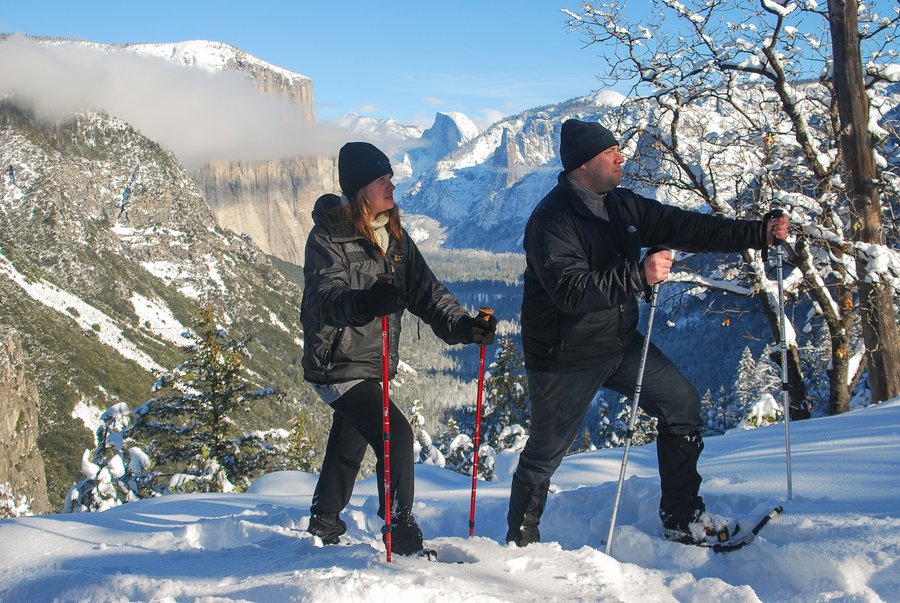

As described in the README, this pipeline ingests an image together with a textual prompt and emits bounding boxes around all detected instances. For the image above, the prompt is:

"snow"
[0,251,164,373]
[2,400,899,601]
[131,292,190,346]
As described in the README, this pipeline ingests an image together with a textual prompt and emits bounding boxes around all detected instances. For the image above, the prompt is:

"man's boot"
[506,475,550,547]
[656,432,706,542]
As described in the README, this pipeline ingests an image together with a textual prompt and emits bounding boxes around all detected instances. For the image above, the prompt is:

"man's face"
[577,145,624,193]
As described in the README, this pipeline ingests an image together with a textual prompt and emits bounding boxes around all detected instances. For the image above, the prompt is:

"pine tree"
[480,336,529,452]
[613,395,658,447]
[63,403,152,512]
[128,303,285,494]
[409,399,445,467]
[732,345,780,429]
[286,410,319,473]
[0,483,32,518]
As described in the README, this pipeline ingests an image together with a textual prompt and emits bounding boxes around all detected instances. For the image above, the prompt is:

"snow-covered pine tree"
[63,403,152,512]
[700,388,728,436]
[410,399,446,467]
[733,345,780,429]
[128,303,286,494]
[480,336,529,453]
[613,395,658,447]
[0,483,32,518]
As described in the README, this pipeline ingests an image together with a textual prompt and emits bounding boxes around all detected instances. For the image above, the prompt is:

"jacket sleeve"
[400,234,471,344]
[628,192,765,253]
[525,206,646,314]
[302,228,371,328]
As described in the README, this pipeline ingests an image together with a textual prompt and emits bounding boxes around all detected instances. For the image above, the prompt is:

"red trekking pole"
[468,307,494,537]
[377,273,394,562]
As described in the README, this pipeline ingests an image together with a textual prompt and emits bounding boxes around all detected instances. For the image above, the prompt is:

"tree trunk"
[828,0,900,404]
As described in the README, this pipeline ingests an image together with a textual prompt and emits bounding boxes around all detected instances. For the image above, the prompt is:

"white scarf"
[371,212,390,254]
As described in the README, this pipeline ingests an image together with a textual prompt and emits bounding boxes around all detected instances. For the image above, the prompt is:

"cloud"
[0,34,353,167]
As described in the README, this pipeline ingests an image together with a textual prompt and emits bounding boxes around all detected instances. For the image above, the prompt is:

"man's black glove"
[460,314,498,345]
[358,281,406,317]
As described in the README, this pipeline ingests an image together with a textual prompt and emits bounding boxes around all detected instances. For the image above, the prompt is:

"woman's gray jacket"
[301,194,471,384]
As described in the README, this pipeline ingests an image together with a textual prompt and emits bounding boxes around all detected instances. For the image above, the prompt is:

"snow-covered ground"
[1,400,898,602]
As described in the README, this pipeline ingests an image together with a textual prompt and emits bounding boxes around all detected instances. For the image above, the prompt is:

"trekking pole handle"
[477,307,494,323]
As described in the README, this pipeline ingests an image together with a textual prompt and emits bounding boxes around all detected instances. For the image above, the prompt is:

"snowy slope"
[1,400,898,602]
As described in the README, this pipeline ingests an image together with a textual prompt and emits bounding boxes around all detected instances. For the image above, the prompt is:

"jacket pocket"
[320,327,344,369]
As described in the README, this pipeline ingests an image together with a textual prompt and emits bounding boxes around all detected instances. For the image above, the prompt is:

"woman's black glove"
[358,281,406,317]
[460,314,497,345]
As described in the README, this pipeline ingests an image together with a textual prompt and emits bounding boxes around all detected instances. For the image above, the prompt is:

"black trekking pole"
[605,281,660,556]
[770,209,794,501]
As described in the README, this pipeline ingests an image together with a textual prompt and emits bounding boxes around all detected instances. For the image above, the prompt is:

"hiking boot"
[506,475,549,547]
[307,513,346,545]
[506,523,541,547]
[383,514,424,556]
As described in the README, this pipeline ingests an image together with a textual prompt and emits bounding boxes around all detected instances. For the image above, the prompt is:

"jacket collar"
[556,171,615,221]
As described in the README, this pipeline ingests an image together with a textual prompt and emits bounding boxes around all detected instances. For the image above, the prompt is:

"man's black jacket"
[521,173,766,373]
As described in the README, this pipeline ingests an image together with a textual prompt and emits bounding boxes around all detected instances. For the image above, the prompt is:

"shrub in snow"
[0,483,32,518]
[732,393,785,431]
[63,403,152,513]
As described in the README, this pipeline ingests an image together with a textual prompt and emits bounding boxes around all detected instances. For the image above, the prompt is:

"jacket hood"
[311,193,356,238]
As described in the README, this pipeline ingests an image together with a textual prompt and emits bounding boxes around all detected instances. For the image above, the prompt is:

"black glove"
[359,281,406,317]
[460,314,497,345]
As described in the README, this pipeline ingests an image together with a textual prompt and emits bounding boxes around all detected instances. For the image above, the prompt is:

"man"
[506,118,788,546]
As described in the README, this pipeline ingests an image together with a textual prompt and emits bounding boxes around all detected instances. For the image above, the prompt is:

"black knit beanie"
[338,142,393,197]
[559,119,619,172]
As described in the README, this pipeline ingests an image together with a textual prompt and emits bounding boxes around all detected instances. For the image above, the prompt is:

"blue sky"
[0,0,610,129]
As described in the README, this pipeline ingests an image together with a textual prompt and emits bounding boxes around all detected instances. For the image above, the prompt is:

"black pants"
[310,380,415,520]
[515,330,702,504]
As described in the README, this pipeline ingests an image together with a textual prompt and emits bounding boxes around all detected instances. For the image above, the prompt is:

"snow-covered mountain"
[401,91,629,251]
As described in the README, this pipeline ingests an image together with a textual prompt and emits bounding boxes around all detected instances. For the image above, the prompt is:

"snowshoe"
[663,511,737,546]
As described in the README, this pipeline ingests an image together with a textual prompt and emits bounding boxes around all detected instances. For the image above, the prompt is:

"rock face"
[198,155,337,266]
[0,329,51,514]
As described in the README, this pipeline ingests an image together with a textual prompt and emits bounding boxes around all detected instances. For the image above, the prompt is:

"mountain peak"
[422,112,481,155]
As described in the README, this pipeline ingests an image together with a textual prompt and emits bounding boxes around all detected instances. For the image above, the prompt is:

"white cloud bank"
[0,34,351,166]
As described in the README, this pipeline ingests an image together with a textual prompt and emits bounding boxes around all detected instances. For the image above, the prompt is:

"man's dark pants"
[511,330,705,535]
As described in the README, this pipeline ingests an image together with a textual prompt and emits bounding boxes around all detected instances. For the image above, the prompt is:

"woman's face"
[362,174,395,216]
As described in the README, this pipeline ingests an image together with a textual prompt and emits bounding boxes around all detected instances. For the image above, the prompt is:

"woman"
[300,141,497,555]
